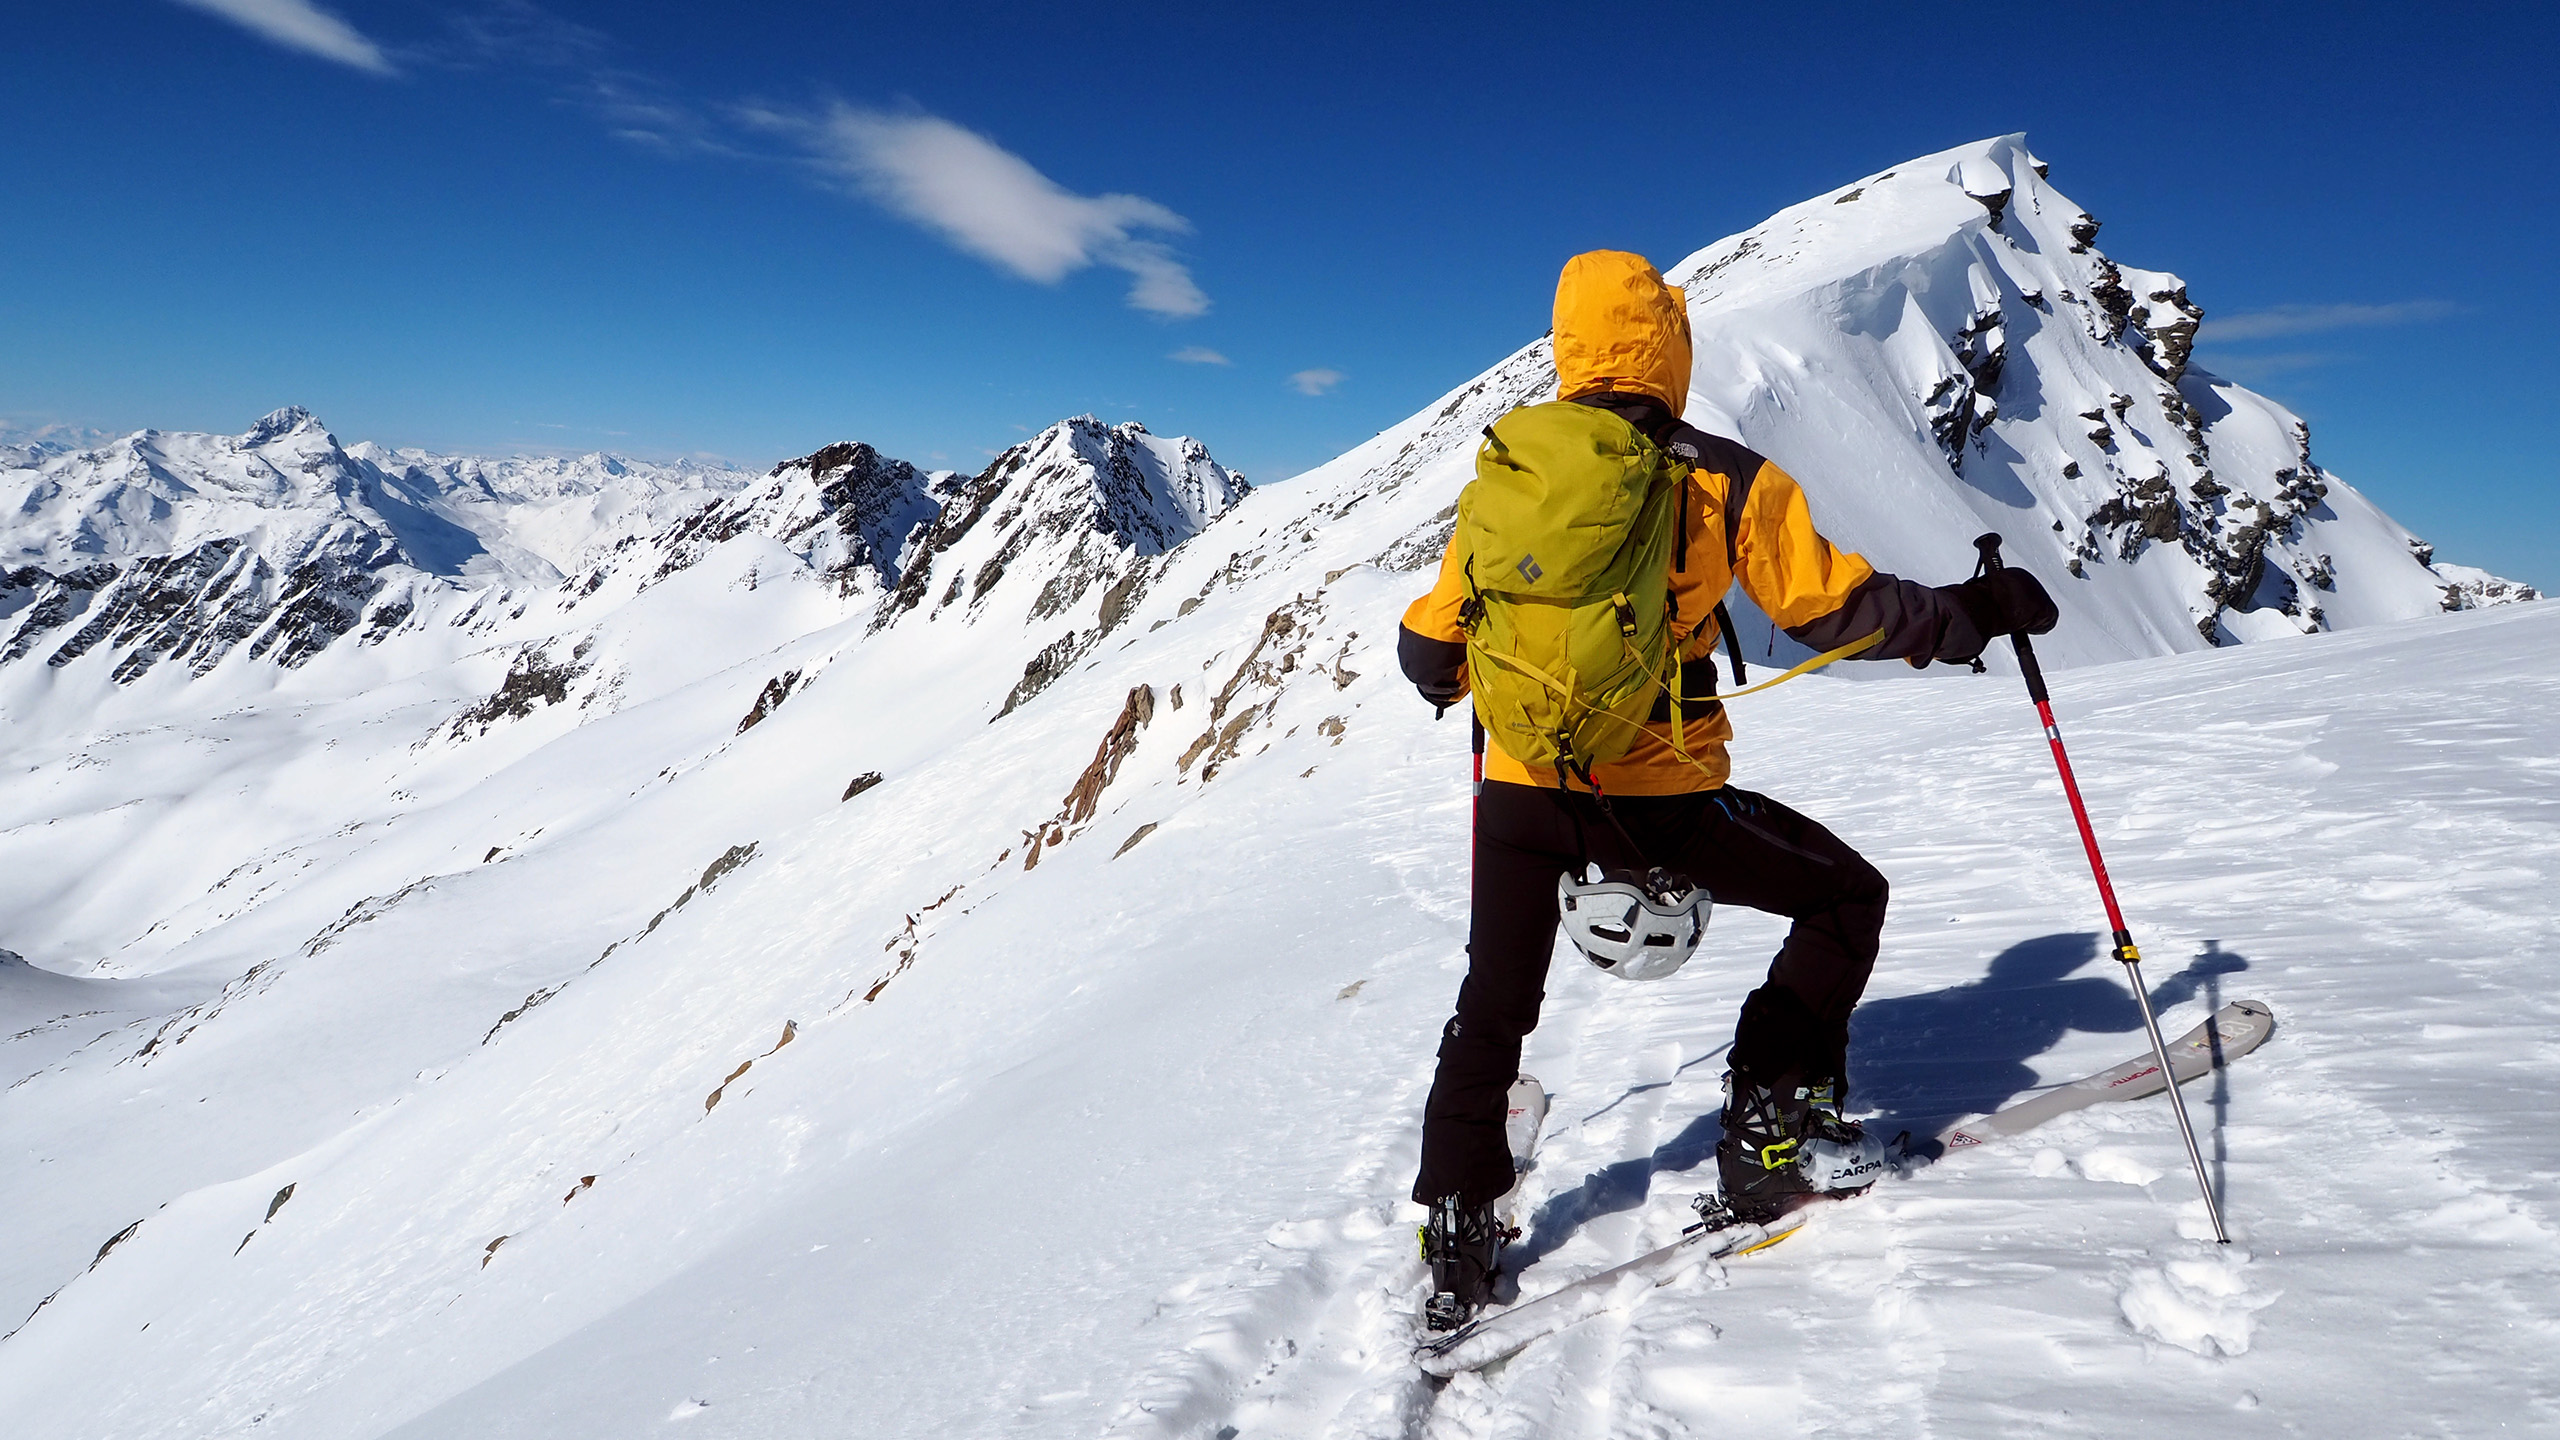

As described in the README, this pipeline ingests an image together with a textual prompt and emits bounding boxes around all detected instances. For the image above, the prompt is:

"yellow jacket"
[1397,251,1975,795]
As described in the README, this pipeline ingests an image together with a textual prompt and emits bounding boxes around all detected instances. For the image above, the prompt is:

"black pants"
[1412,780,1890,1206]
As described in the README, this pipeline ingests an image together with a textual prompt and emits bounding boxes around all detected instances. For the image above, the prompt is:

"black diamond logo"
[1516,554,1544,582]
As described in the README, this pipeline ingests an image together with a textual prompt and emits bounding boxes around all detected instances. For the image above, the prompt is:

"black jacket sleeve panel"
[1784,570,1983,662]
[1399,623,1468,696]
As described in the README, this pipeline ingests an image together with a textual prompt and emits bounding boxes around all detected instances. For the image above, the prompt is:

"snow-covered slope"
[1,137,2550,1439]
[346,442,757,584]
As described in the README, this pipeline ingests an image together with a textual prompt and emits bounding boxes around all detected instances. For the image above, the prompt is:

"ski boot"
[1420,1193,1516,1331]
[1714,1070,1892,1225]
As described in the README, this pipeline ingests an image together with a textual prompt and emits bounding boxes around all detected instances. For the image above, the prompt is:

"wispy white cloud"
[1289,368,1344,396]
[1169,346,1231,366]
[587,76,737,158]
[2208,301,2459,342]
[165,6,1221,322]
[439,0,606,69]
[170,0,395,75]
[2192,351,2340,384]
[761,104,1208,318]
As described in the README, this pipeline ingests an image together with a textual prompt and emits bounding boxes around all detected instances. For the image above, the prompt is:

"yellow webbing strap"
[1474,626,1889,782]
[1476,625,1883,714]
[1711,627,1884,700]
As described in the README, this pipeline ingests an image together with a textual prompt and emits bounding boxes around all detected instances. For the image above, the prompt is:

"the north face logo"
[1516,554,1544,582]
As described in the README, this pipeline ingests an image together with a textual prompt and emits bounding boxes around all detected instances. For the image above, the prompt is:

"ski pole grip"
[1971,533,2053,704]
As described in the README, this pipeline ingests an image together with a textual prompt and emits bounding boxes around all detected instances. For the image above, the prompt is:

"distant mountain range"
[1,407,1245,690]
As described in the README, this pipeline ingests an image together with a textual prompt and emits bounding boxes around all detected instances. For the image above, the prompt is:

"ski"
[1414,998,2276,1375]
[1499,1073,1549,1225]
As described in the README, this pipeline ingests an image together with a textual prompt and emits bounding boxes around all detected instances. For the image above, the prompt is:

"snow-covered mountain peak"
[240,405,328,447]
[852,415,1250,718]
[993,413,1251,557]
[1605,132,2532,654]
[638,439,946,596]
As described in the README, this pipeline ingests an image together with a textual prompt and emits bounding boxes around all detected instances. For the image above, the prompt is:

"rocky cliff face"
[644,441,952,595]
[883,416,1248,624]
[872,416,1250,713]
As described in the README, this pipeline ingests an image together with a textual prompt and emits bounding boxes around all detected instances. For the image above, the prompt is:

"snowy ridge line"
[0,409,1244,704]
[1415,1000,2277,1377]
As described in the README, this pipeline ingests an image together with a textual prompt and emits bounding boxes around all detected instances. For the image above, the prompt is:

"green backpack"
[1457,402,1685,776]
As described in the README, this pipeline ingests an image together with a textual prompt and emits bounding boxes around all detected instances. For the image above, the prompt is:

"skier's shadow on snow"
[1507,934,2247,1275]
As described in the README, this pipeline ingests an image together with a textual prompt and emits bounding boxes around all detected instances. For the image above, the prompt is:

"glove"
[1399,626,1469,714]
[1936,568,2058,659]
[1417,677,1466,717]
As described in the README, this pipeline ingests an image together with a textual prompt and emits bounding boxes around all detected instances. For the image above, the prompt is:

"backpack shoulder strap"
[1661,426,1763,567]
[1712,599,1747,687]
[1664,425,1766,686]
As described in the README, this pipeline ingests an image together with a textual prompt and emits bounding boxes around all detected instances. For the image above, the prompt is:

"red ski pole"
[1973,533,2230,1244]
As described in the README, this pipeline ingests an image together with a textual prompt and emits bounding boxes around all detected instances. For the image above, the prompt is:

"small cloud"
[2192,350,2340,384]
[438,0,608,70]
[764,104,1209,318]
[1169,346,1231,366]
[587,75,739,159]
[2209,301,2458,342]
[169,0,395,75]
[1289,368,1345,396]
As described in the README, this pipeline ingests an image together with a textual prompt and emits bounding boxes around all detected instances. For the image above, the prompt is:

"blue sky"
[5,1,2553,586]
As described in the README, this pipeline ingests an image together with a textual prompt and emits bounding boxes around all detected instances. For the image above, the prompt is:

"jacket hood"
[1551,251,1692,417]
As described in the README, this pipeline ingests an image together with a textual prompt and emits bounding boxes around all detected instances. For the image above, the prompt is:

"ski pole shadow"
[1851,933,2250,1142]
[1505,936,2249,1279]
[2189,939,2242,1208]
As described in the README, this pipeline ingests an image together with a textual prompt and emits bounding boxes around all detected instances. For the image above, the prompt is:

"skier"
[1399,250,2055,1327]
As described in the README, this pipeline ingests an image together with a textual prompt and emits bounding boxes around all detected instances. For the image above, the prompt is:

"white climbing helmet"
[1556,865,1710,982]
